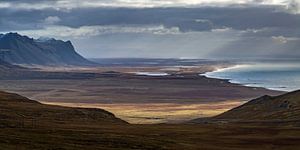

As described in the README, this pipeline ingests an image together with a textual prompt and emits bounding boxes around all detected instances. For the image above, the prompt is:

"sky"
[0,0,299,59]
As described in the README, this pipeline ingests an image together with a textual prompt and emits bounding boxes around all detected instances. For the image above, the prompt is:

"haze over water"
[203,62,300,92]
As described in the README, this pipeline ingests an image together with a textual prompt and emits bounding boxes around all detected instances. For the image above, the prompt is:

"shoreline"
[201,63,295,92]
[0,63,283,124]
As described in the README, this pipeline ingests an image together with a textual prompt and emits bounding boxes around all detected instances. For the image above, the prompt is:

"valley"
[0,89,299,150]
[0,66,282,123]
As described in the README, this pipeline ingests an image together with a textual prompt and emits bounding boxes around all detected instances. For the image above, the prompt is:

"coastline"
[0,62,283,124]
[201,63,297,92]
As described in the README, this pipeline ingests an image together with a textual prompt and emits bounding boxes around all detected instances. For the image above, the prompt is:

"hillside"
[0,33,94,66]
[0,91,126,128]
[192,90,300,124]
[0,91,299,149]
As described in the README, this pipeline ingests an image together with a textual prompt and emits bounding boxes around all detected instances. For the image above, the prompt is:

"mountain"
[0,91,126,128]
[0,33,94,66]
[191,90,300,124]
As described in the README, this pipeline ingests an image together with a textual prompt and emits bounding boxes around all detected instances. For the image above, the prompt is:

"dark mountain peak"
[7,32,19,36]
[1,32,34,43]
[0,33,95,66]
[65,40,72,44]
[35,37,56,42]
[35,36,71,44]
[2,32,23,39]
[3,32,19,37]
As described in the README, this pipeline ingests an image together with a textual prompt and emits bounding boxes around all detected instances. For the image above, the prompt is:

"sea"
[202,62,300,92]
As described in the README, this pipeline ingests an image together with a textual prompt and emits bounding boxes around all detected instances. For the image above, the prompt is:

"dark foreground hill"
[0,91,126,128]
[0,33,94,66]
[192,90,300,125]
[0,91,300,149]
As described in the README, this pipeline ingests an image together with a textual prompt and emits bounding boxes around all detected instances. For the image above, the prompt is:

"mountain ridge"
[0,32,95,66]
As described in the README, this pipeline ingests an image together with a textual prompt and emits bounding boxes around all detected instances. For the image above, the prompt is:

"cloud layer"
[0,0,292,10]
[17,25,181,38]
[0,0,299,59]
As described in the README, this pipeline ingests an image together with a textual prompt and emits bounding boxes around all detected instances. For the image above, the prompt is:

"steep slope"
[0,33,94,66]
[0,91,126,128]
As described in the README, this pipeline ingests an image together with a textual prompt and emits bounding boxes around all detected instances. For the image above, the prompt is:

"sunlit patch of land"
[42,100,244,124]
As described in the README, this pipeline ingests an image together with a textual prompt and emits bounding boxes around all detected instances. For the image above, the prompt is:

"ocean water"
[202,62,300,92]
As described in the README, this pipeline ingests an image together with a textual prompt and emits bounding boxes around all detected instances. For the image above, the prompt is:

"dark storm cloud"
[0,6,299,33]
[0,0,291,9]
